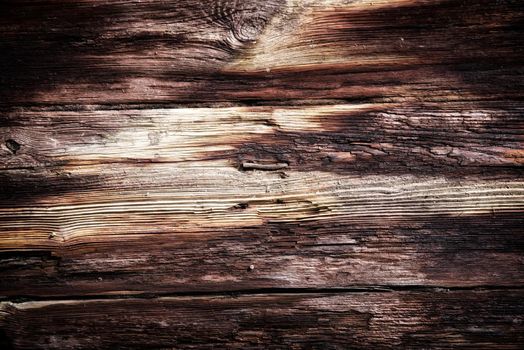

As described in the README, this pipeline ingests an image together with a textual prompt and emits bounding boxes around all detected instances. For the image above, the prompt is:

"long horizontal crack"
[0,98,382,112]
[2,285,524,304]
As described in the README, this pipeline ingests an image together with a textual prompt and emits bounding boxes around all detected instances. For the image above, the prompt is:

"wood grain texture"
[1,291,524,349]
[1,102,522,297]
[1,103,523,171]
[1,213,523,297]
[1,0,523,348]
[0,0,522,105]
[1,165,523,296]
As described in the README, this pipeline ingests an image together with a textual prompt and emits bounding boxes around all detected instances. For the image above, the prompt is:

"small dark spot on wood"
[232,202,249,210]
[275,199,284,204]
[5,139,21,154]
[322,156,334,165]
[265,119,279,127]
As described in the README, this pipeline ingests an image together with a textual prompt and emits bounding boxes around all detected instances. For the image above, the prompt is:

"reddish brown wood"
[0,0,523,348]
[2,291,524,349]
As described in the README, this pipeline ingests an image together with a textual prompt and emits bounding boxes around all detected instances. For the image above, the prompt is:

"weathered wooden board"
[1,0,523,348]
[2,211,523,297]
[1,291,524,349]
[1,164,523,296]
[0,0,522,105]
[1,103,523,171]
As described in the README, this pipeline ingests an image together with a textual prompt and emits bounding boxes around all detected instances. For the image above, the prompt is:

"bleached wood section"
[1,103,522,169]
[2,168,523,231]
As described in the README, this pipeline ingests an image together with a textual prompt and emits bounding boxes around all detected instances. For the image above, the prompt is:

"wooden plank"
[1,213,523,297]
[1,162,522,296]
[1,291,523,349]
[1,103,523,171]
[0,0,522,105]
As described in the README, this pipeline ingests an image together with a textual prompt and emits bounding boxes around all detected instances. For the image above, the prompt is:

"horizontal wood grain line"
[4,285,524,303]
[1,290,523,349]
[0,0,522,105]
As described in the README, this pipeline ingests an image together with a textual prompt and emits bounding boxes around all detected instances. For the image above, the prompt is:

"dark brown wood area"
[1,0,523,348]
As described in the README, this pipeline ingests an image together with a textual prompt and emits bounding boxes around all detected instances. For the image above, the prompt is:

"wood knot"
[207,0,284,44]
[232,15,267,43]
[5,139,21,154]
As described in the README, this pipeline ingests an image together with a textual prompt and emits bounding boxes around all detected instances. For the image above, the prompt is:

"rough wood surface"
[1,166,523,296]
[1,102,522,297]
[1,103,523,171]
[1,291,524,349]
[1,0,523,348]
[0,0,522,105]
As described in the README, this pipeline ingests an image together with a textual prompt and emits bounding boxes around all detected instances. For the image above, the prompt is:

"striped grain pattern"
[1,105,524,296]
[1,0,523,348]
[1,291,523,349]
